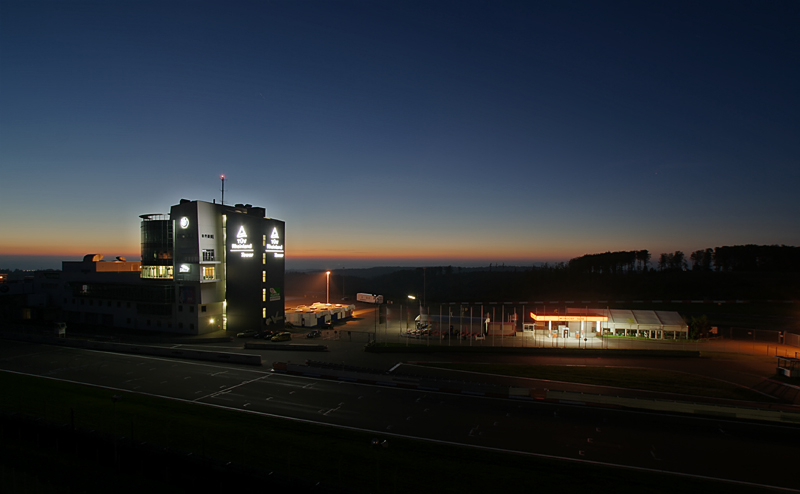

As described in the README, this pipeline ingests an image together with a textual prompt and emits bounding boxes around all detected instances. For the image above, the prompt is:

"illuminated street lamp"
[326,271,331,305]
[408,294,422,329]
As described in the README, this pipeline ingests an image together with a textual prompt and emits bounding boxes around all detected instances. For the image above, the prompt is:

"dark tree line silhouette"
[567,250,651,274]
[309,245,800,303]
[568,245,800,273]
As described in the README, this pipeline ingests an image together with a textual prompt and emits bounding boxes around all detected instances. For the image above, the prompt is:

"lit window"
[262,271,266,283]
[262,308,266,319]
[140,265,173,280]
[262,288,266,302]
[203,266,215,280]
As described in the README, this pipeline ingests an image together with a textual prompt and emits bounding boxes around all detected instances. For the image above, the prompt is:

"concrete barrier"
[546,389,800,424]
[365,345,699,358]
[245,342,327,352]
[0,332,262,366]
[271,361,506,397]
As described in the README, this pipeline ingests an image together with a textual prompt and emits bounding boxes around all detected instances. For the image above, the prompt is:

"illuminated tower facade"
[140,199,285,334]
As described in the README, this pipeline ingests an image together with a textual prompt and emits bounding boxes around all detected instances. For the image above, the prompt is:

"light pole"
[326,271,330,305]
[408,295,421,329]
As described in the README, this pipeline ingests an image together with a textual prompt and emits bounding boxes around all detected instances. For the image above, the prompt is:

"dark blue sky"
[2,1,799,270]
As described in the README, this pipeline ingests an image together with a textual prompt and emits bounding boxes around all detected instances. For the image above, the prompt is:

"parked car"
[306,330,321,338]
[271,332,292,342]
[236,330,257,338]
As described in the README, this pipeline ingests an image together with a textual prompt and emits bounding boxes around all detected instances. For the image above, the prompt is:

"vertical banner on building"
[225,215,261,331]
[263,219,285,328]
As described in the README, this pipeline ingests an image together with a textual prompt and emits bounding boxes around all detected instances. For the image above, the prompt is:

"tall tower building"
[139,199,285,334]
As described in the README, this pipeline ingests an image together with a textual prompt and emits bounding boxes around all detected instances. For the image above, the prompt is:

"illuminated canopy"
[530,313,608,322]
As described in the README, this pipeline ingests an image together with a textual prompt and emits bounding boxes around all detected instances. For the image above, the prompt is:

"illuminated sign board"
[231,225,254,258]
[265,226,284,258]
[179,264,190,273]
[269,287,281,301]
[530,313,608,322]
[179,217,190,229]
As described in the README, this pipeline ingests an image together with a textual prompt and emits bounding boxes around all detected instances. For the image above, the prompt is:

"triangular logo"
[270,227,279,239]
[237,226,247,238]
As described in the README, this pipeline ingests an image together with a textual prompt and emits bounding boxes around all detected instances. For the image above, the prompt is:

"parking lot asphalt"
[4,299,800,407]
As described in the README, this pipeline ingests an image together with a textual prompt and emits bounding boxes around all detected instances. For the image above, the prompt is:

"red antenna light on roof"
[220,175,225,205]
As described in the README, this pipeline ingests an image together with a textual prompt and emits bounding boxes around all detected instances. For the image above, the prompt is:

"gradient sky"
[2,1,799,270]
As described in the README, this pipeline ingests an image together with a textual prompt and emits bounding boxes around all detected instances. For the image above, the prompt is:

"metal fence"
[362,304,800,356]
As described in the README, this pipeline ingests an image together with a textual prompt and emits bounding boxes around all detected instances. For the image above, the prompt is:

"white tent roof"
[566,308,687,331]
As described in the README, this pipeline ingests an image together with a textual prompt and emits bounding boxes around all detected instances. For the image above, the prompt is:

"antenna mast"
[220,175,225,205]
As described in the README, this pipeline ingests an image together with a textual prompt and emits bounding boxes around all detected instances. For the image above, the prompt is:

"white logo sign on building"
[266,226,284,257]
[231,225,254,258]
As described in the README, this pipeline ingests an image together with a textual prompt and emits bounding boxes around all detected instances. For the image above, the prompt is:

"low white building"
[526,308,689,340]
[285,303,354,328]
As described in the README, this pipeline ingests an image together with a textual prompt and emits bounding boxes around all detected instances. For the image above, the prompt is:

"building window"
[189,306,194,313]
[201,305,207,313]
[262,253,266,264]
[203,266,216,280]
[202,249,215,261]
[262,288,266,302]
[263,308,266,319]
[141,265,174,280]
[262,271,266,283]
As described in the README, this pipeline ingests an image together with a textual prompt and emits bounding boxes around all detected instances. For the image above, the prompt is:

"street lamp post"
[407,295,417,347]
[326,271,330,305]
[408,295,420,324]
